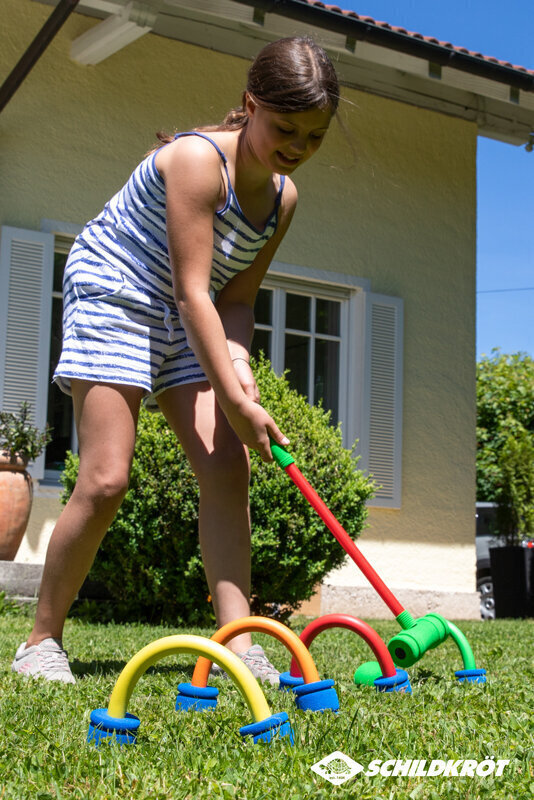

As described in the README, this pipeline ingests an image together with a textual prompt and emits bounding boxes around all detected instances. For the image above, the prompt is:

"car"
[476,502,534,620]
[476,503,497,620]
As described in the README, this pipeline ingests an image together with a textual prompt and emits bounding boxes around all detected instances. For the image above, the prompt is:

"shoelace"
[241,654,278,676]
[39,648,70,670]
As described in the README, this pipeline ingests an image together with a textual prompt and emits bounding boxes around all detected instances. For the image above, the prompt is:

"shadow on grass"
[69,597,215,629]
[409,667,442,684]
[72,659,198,679]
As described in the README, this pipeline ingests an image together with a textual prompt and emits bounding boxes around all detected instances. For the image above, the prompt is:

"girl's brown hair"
[150,36,339,149]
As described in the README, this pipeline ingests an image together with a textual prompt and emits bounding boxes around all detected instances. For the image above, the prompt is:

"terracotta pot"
[0,451,33,561]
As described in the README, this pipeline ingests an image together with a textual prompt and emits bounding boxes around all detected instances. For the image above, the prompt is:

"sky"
[336,0,533,360]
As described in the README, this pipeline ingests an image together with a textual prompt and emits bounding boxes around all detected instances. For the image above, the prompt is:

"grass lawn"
[1,602,533,800]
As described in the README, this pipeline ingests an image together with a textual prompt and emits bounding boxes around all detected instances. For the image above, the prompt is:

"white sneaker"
[210,644,280,686]
[11,638,76,684]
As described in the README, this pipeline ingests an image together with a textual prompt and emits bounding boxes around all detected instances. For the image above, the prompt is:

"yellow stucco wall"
[1,1,478,611]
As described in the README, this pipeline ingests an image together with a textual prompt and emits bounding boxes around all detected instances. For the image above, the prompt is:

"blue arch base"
[175,682,220,711]
[278,671,305,692]
[455,668,487,684]
[87,709,141,747]
[239,712,294,745]
[374,669,412,694]
[293,679,339,712]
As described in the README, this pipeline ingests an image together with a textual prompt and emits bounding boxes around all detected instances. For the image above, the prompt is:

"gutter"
[0,0,81,113]
[232,0,534,93]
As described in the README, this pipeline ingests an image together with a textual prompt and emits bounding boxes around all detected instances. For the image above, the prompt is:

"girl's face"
[244,96,332,174]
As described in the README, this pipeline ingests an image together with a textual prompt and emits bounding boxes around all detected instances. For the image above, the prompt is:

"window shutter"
[362,293,404,508]
[0,227,54,479]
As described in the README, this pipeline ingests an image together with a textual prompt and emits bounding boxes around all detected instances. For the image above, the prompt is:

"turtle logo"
[310,751,365,785]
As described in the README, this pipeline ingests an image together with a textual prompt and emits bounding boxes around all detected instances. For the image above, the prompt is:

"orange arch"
[191,616,319,687]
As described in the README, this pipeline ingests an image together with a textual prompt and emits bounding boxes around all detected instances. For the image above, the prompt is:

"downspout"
[0,0,81,113]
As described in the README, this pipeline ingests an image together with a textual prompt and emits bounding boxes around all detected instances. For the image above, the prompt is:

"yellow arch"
[192,616,320,687]
[107,634,271,722]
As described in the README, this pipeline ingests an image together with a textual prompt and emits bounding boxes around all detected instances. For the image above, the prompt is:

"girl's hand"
[232,358,260,403]
[226,397,288,462]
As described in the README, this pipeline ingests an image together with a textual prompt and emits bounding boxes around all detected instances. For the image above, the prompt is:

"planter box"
[489,545,534,618]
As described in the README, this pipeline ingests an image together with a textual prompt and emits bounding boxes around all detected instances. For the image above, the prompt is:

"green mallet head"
[387,613,450,668]
[353,660,384,687]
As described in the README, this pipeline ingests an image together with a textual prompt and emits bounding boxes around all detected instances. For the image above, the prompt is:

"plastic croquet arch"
[106,634,271,721]
[191,616,320,687]
[288,614,397,679]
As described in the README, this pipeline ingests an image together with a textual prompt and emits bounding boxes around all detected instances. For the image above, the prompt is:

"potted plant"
[0,402,51,561]
[489,428,534,618]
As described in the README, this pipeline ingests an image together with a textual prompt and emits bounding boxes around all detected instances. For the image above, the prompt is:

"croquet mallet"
[270,441,486,683]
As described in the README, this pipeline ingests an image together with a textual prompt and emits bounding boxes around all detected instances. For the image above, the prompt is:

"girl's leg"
[157,382,253,654]
[26,380,144,647]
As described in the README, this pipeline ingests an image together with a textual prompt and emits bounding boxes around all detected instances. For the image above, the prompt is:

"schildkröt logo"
[310,751,365,785]
[311,753,510,785]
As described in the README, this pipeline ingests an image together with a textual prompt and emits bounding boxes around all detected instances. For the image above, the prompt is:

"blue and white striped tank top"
[67,132,285,305]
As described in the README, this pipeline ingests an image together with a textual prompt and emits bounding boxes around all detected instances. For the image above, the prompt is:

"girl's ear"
[244,92,257,119]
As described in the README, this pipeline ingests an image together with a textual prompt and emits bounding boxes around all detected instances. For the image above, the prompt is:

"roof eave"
[231,0,534,92]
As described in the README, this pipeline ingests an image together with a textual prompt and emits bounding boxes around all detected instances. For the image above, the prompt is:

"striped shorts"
[53,257,207,410]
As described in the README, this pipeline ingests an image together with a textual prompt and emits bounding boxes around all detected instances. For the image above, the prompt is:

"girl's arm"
[159,137,296,461]
[215,181,298,401]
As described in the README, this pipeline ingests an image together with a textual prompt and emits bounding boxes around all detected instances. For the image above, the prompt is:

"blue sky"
[337,0,533,359]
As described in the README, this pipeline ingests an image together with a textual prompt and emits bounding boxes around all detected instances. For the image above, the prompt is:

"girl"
[12,36,339,685]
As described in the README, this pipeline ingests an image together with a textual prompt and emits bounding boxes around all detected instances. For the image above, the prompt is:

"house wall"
[1,0,479,616]
[313,90,479,617]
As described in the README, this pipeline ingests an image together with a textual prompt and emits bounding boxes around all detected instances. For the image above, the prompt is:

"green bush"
[476,350,534,502]
[61,353,374,623]
[476,350,534,542]
[495,429,534,544]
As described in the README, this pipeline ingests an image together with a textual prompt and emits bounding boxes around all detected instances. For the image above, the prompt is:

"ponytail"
[144,130,175,156]
[196,96,249,133]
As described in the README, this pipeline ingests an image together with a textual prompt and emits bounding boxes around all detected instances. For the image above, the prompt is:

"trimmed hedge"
[62,354,374,623]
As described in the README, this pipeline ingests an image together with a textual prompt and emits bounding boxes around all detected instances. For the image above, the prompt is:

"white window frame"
[261,261,403,508]
[41,220,83,481]
[261,262,369,452]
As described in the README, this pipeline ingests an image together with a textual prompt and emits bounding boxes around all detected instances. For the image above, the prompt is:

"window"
[0,234,404,506]
[251,264,404,508]
[44,237,76,478]
[252,286,343,426]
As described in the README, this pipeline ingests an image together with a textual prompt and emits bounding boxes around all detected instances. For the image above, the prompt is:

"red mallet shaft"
[284,462,405,618]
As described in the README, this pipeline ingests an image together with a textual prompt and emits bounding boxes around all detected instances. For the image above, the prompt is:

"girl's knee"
[75,465,131,509]
[196,439,250,490]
